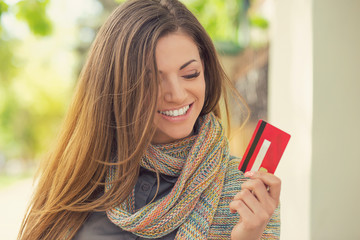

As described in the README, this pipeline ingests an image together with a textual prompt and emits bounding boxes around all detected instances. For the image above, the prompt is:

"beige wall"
[312,0,360,239]
[268,0,312,239]
[269,0,360,239]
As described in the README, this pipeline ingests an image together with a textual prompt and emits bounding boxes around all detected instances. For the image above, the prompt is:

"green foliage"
[183,0,245,44]
[0,1,8,16]
[0,1,8,33]
[114,0,246,45]
[0,0,61,162]
[0,75,69,160]
[15,0,52,36]
[0,37,18,83]
[249,15,269,29]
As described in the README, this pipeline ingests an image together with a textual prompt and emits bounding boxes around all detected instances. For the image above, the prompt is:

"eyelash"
[183,71,200,79]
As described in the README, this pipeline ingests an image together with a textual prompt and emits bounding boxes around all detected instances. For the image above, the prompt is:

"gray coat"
[73,167,178,240]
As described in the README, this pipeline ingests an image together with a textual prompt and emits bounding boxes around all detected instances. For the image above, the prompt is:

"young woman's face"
[152,32,206,144]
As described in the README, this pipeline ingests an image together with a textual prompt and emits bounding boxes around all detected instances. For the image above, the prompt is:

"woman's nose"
[161,76,187,103]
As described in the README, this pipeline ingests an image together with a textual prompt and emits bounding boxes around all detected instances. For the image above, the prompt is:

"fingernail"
[244,171,254,177]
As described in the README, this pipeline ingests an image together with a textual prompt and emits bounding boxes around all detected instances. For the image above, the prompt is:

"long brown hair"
[18,0,243,239]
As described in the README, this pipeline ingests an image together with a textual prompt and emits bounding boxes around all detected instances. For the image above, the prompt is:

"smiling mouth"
[158,103,193,117]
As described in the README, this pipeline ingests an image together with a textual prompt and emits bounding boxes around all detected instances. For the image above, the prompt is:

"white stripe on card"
[251,139,271,171]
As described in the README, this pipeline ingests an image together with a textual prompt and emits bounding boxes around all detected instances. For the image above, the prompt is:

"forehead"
[155,32,201,70]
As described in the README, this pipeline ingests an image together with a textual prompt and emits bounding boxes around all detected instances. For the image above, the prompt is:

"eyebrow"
[179,59,197,70]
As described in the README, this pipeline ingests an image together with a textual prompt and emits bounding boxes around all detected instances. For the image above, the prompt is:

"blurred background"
[0,0,359,239]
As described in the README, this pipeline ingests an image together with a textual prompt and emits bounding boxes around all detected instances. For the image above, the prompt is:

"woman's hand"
[229,171,281,240]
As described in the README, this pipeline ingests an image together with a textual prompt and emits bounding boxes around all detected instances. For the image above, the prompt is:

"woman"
[19,0,281,239]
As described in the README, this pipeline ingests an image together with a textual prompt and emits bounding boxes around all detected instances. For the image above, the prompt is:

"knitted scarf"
[106,112,230,239]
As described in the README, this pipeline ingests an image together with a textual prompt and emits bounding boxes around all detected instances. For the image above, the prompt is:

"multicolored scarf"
[106,112,230,239]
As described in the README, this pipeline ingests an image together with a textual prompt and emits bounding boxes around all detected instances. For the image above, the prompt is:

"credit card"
[238,120,291,174]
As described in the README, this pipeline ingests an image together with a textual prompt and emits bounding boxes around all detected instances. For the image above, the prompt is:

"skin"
[229,171,281,240]
[152,31,281,239]
[152,31,206,144]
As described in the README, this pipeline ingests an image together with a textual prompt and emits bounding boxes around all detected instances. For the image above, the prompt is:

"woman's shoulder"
[229,155,241,165]
[217,155,247,205]
[72,212,132,240]
[207,156,244,238]
[224,155,246,189]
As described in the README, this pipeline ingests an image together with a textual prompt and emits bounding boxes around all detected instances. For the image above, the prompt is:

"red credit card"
[238,120,291,174]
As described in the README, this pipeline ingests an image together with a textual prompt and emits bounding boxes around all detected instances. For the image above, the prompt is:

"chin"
[171,129,194,141]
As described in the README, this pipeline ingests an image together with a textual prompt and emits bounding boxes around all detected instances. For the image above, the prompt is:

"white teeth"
[160,105,190,117]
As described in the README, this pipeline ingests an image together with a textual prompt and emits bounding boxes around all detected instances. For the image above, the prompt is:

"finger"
[239,189,266,215]
[244,171,281,200]
[229,198,254,220]
[240,180,278,216]
[234,187,276,218]
[240,178,270,204]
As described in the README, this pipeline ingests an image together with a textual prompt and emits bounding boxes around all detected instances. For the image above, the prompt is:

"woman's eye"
[183,71,200,79]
